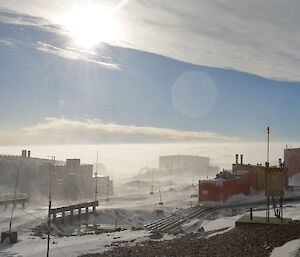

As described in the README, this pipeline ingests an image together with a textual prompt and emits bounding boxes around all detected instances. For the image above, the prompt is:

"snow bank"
[270,238,300,257]
[200,191,266,207]
[201,214,243,232]
[205,227,234,238]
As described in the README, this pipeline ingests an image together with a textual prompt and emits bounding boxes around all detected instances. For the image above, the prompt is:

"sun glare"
[58,5,121,48]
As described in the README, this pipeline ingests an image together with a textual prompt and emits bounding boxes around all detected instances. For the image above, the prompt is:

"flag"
[267,126,270,135]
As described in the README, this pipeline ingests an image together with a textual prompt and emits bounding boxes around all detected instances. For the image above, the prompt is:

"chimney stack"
[21,150,27,157]
[240,154,243,165]
[235,154,239,164]
[27,150,31,158]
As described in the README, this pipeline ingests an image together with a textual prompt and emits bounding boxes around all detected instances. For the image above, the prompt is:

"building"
[284,148,300,177]
[232,154,267,191]
[159,155,209,170]
[94,175,113,200]
[0,151,59,197]
[198,153,286,204]
[134,154,218,189]
[53,159,94,200]
[157,155,218,178]
[0,151,95,201]
[199,175,250,203]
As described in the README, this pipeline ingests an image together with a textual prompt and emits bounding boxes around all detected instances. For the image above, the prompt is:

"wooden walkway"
[50,201,99,223]
[0,196,29,209]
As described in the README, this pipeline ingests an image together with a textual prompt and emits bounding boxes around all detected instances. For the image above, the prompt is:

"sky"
[0,0,300,145]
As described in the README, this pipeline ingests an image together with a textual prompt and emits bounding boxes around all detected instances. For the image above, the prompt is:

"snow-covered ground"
[2,187,300,257]
[202,202,300,257]
[0,187,197,257]
[1,229,150,257]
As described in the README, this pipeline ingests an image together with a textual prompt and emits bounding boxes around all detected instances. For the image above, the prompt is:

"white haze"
[0,142,297,180]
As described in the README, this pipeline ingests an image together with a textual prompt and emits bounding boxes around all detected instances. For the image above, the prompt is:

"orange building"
[232,163,266,191]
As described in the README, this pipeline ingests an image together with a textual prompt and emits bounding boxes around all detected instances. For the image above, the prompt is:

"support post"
[115,211,118,230]
[280,196,283,223]
[70,209,73,223]
[62,210,65,224]
[265,162,270,222]
[78,208,81,220]
[267,196,270,222]
[86,207,89,219]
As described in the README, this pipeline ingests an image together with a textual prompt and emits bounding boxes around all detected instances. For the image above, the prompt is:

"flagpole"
[267,126,270,163]
[95,150,99,201]
[266,127,270,222]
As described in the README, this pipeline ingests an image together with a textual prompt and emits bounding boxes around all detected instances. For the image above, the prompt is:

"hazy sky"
[0,142,294,178]
[0,0,300,145]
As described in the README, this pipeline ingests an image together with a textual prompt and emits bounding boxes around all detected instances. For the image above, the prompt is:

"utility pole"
[150,169,154,195]
[8,169,20,232]
[169,165,174,191]
[158,183,163,205]
[106,177,109,202]
[47,156,55,257]
[27,166,31,206]
[95,151,99,201]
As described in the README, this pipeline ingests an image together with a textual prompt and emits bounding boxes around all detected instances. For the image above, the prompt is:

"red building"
[198,172,250,203]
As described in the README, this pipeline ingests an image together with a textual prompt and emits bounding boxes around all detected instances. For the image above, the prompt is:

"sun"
[58,5,120,49]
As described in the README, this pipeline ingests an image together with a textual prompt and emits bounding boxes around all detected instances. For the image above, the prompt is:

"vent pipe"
[240,154,243,165]
[27,151,31,158]
[235,154,239,164]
